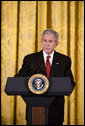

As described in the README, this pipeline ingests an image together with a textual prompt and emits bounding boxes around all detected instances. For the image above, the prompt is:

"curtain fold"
[1,1,18,125]
[1,1,84,125]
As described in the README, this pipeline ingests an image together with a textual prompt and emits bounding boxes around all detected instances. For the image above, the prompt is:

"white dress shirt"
[43,50,54,66]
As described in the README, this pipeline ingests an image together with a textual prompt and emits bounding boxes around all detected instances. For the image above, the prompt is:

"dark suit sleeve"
[65,57,76,89]
[14,56,29,77]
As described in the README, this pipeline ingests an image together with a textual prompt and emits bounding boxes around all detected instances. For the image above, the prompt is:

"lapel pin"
[56,62,59,64]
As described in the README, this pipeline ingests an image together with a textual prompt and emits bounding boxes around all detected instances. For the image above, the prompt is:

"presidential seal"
[28,74,49,94]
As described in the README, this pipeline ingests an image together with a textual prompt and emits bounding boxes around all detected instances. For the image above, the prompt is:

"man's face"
[42,34,59,55]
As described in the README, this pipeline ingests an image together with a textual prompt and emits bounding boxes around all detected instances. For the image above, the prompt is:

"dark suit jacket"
[15,50,75,123]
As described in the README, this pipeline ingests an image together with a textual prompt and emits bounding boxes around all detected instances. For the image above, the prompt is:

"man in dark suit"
[15,29,75,125]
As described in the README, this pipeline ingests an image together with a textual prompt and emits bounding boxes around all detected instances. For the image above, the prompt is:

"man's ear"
[56,42,59,46]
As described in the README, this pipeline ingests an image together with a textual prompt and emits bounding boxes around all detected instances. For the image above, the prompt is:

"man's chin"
[44,50,52,55]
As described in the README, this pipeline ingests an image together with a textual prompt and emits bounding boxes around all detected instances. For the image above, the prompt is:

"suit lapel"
[50,51,61,77]
[36,50,47,76]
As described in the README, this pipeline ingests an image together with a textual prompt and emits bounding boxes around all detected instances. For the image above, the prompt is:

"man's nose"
[46,41,50,46]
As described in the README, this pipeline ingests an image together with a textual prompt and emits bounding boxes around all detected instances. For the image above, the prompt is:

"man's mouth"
[45,48,50,49]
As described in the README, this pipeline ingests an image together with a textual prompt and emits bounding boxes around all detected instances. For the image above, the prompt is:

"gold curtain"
[1,1,84,125]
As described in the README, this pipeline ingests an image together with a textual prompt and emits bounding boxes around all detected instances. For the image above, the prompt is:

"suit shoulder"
[23,51,40,61]
[55,51,71,61]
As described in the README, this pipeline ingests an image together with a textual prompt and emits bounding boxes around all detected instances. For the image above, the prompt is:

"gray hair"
[42,29,59,42]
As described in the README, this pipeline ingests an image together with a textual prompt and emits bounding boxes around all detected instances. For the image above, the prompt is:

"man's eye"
[49,41,52,42]
[44,40,47,42]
